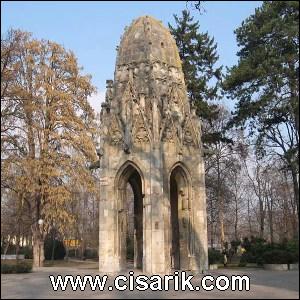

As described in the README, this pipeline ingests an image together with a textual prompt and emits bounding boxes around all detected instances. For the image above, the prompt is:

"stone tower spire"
[99,16,208,275]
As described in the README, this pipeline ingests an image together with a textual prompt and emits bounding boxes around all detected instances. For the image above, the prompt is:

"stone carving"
[162,124,175,142]
[169,67,184,85]
[169,85,185,122]
[183,118,198,147]
[98,15,207,275]
[152,62,168,81]
[132,111,150,144]
[161,115,177,143]
[109,115,123,145]
[115,65,129,82]
[183,128,195,145]
[105,80,114,104]
[144,97,153,130]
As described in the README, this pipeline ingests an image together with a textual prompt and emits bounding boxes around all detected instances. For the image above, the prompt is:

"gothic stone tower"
[99,15,208,274]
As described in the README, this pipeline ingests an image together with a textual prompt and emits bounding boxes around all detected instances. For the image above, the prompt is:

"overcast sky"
[2,1,262,112]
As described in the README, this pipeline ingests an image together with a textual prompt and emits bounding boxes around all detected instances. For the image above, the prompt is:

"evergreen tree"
[223,1,299,217]
[169,10,222,143]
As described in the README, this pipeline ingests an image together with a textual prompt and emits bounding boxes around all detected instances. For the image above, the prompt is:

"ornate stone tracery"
[109,114,124,145]
[132,110,150,144]
[183,117,199,147]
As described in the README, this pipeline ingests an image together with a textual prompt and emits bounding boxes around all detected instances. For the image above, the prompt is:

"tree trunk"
[80,195,88,260]
[244,159,265,239]
[259,200,265,239]
[3,236,11,255]
[247,197,252,235]
[15,236,20,257]
[15,221,21,257]
[288,164,299,240]
[220,197,225,249]
[51,238,56,261]
[234,196,238,241]
[266,198,274,244]
[216,159,225,250]
[81,239,86,260]
[32,228,45,270]
[290,166,299,220]
[64,244,69,261]
[257,171,265,239]
[210,196,214,248]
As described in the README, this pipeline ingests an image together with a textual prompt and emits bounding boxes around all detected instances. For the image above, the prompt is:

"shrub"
[1,264,15,274]
[1,261,32,274]
[208,249,223,265]
[285,239,299,254]
[242,237,251,252]
[250,239,268,258]
[44,238,66,260]
[15,261,32,273]
[240,252,257,264]
[67,249,76,257]
[84,248,98,259]
[231,240,241,254]
[19,246,33,259]
[256,256,264,266]
[262,250,292,264]
[44,228,66,260]
[287,251,299,264]
[239,237,299,266]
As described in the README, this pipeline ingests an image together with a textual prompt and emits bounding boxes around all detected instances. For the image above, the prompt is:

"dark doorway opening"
[170,173,180,269]
[118,164,143,270]
[170,165,190,270]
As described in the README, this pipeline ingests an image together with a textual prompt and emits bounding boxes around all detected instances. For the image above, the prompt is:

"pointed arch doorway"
[116,162,144,271]
[170,164,191,270]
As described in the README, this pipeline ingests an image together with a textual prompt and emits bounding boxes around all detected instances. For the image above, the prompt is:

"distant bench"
[1,254,25,260]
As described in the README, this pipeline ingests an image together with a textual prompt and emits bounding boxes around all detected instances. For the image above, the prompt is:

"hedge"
[208,249,223,265]
[1,261,32,274]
